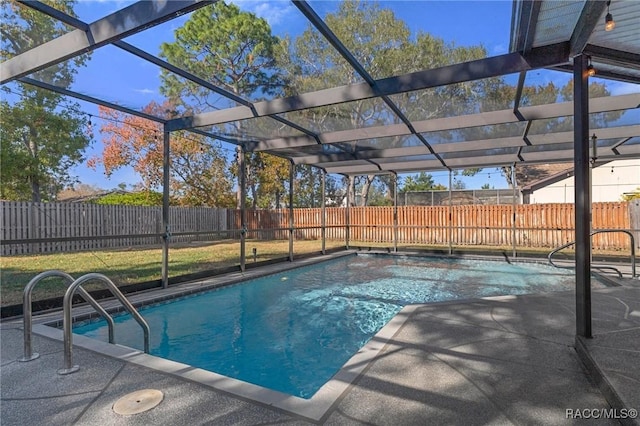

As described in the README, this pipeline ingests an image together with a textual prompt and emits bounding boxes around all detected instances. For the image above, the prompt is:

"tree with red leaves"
[88,101,235,207]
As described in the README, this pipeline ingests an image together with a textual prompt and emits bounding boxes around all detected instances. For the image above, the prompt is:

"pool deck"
[2,253,639,425]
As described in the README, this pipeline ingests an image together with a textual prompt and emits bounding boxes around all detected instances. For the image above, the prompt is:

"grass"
[0,239,343,306]
[1,238,632,307]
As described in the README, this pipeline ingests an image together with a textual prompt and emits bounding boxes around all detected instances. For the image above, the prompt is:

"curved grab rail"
[20,270,115,362]
[58,273,150,375]
[548,229,636,278]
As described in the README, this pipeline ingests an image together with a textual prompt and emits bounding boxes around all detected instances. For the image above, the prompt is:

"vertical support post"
[512,164,517,258]
[289,160,294,261]
[448,170,453,255]
[590,134,598,263]
[238,146,246,272]
[321,169,326,255]
[346,176,352,249]
[574,54,592,338]
[161,126,170,289]
[393,172,398,252]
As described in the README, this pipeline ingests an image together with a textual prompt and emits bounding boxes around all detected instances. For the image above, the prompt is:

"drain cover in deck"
[113,389,164,415]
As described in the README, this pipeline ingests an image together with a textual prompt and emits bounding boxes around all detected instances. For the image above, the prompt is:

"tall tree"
[280,1,488,205]
[0,0,90,201]
[159,2,289,209]
[294,165,340,208]
[400,172,442,192]
[88,102,235,207]
[254,154,290,208]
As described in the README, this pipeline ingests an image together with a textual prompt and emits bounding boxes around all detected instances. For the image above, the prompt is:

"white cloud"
[492,44,507,55]
[134,88,155,95]
[232,0,295,27]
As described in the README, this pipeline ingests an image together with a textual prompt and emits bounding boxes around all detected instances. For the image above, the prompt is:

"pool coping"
[26,250,625,422]
[32,304,419,422]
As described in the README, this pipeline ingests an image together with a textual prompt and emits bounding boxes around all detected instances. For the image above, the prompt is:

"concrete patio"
[1,260,638,425]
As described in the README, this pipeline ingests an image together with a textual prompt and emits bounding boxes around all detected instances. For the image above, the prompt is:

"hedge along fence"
[2,201,636,255]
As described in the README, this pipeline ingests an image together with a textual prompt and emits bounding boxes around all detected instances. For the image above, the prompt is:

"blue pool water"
[73,254,594,398]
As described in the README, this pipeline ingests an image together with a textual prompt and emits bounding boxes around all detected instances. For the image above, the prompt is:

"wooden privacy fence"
[2,201,636,255]
[230,202,635,250]
[237,208,347,241]
[1,202,228,255]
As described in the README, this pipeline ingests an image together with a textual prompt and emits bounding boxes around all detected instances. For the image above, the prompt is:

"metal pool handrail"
[58,273,150,375]
[20,270,115,362]
[548,229,636,278]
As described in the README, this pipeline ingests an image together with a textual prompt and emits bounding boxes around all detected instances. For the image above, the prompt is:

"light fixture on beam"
[586,57,596,77]
[605,0,615,31]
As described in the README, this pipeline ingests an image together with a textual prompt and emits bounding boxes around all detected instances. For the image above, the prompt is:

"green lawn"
[1,238,626,307]
[0,239,343,306]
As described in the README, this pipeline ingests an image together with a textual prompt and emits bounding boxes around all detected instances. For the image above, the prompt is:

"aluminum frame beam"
[18,77,166,123]
[113,40,322,142]
[292,0,447,168]
[161,127,171,289]
[552,65,640,85]
[167,43,571,131]
[510,0,543,53]
[290,125,640,165]
[583,45,640,71]
[513,71,527,119]
[17,0,89,30]
[569,1,608,56]
[1,0,213,84]
[574,54,592,338]
[13,3,322,154]
[522,145,640,162]
[11,3,320,148]
[321,143,640,176]
[246,93,640,152]
[113,41,249,107]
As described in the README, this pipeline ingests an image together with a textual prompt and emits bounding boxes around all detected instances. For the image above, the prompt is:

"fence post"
[393,172,398,252]
[448,170,453,255]
[512,164,517,258]
[629,200,640,250]
[321,169,326,255]
[346,176,352,249]
[289,160,294,261]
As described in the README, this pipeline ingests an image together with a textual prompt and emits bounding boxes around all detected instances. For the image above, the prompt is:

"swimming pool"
[73,253,599,399]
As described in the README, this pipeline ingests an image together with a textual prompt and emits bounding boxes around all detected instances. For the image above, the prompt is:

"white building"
[520,159,639,204]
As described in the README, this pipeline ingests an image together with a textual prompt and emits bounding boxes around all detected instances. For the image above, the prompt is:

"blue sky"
[47,1,637,191]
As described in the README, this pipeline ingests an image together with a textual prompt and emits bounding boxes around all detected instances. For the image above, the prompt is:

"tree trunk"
[236,148,243,209]
[28,137,41,202]
[501,166,515,188]
[360,175,375,206]
[348,177,356,206]
[388,176,396,203]
[250,183,258,209]
[30,179,41,202]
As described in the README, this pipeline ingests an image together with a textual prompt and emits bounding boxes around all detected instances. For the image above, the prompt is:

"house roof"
[56,189,127,203]
[517,163,573,190]
[1,0,638,177]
